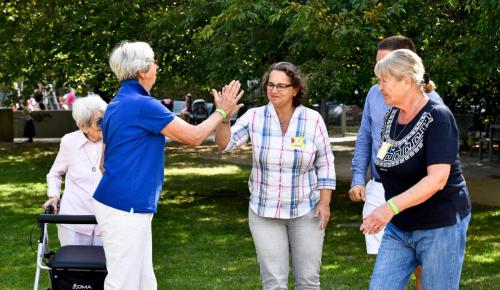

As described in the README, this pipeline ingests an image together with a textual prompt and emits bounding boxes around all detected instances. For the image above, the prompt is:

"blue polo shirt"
[93,80,175,213]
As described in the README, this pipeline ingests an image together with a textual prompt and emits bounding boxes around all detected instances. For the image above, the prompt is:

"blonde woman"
[362,49,471,290]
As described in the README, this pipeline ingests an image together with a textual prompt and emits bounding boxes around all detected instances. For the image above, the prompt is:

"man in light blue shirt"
[350,36,442,254]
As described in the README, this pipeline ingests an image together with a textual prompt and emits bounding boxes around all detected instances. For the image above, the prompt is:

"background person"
[43,94,107,246]
[62,87,76,110]
[92,41,243,290]
[361,49,471,290]
[215,62,335,290]
[180,93,192,122]
[22,99,36,143]
[32,83,46,110]
[160,98,174,111]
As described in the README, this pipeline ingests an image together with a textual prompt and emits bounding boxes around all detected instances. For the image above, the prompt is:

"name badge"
[291,136,307,150]
[376,142,392,160]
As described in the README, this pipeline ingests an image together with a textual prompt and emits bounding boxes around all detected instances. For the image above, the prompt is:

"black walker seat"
[49,245,106,270]
[34,214,107,290]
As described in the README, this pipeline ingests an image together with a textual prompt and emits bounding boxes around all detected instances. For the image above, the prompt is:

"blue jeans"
[370,213,471,290]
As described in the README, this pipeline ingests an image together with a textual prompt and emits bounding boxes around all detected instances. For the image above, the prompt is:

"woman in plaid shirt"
[216,62,336,290]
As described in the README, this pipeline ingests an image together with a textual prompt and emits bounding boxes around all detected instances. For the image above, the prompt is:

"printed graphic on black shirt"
[375,108,434,168]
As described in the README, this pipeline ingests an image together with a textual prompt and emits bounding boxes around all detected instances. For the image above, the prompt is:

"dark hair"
[377,35,416,52]
[261,62,307,107]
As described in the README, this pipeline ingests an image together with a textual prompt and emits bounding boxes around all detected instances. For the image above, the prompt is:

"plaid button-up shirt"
[225,104,336,219]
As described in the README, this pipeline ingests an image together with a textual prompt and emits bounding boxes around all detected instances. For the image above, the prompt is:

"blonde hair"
[109,41,155,81]
[374,49,436,93]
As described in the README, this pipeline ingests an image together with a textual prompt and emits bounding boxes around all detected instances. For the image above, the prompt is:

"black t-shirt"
[375,99,471,231]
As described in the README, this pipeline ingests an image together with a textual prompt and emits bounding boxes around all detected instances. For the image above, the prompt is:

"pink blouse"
[47,130,102,235]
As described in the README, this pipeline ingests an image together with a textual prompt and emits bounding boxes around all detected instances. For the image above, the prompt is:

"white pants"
[57,225,102,246]
[93,199,156,290]
[249,208,325,290]
[362,179,386,254]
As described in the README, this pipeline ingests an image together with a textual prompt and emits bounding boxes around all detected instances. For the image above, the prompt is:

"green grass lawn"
[0,143,499,289]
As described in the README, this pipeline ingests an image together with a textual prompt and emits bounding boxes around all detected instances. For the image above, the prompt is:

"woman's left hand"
[360,203,394,234]
[315,203,331,230]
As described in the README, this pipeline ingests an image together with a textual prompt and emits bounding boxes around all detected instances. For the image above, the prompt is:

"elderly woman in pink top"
[42,94,107,246]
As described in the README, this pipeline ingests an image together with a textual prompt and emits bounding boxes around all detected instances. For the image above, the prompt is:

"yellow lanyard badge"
[376,141,392,160]
[291,136,307,150]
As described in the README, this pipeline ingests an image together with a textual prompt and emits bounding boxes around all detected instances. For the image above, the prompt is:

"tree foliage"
[1,0,498,119]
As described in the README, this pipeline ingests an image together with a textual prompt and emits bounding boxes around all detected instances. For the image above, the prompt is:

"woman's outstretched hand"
[212,80,244,119]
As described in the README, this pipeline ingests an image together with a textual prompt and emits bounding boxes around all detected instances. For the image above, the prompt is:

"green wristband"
[387,198,400,215]
[215,108,228,121]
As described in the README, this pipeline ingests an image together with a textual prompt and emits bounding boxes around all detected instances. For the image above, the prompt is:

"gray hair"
[72,94,107,127]
[109,41,155,81]
[374,49,436,93]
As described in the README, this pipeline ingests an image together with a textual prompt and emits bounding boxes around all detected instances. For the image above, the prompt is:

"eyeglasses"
[267,82,293,92]
[95,118,103,128]
[146,58,159,66]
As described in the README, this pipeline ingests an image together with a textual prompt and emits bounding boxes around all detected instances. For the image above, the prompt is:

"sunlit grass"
[165,165,243,176]
[468,253,499,264]
[0,143,498,289]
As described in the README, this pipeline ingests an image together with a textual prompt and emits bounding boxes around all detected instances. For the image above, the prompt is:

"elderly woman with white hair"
[43,94,107,246]
[360,49,471,290]
[92,41,243,290]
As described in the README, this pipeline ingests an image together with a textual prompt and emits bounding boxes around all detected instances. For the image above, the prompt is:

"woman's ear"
[403,76,413,90]
[78,124,88,134]
[137,71,145,80]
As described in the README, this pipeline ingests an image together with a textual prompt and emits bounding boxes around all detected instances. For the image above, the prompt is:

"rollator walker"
[33,205,107,290]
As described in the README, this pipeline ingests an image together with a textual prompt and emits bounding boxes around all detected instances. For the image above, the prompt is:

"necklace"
[391,95,428,143]
[82,145,99,172]
[390,110,411,144]
[376,109,408,161]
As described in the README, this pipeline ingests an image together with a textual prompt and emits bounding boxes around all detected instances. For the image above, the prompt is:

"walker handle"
[37,214,97,224]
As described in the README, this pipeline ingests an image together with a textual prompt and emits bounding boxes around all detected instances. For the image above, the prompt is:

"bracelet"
[318,203,330,207]
[387,198,400,215]
[215,108,228,121]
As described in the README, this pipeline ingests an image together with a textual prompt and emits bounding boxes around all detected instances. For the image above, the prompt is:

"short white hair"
[72,94,107,127]
[109,41,155,81]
